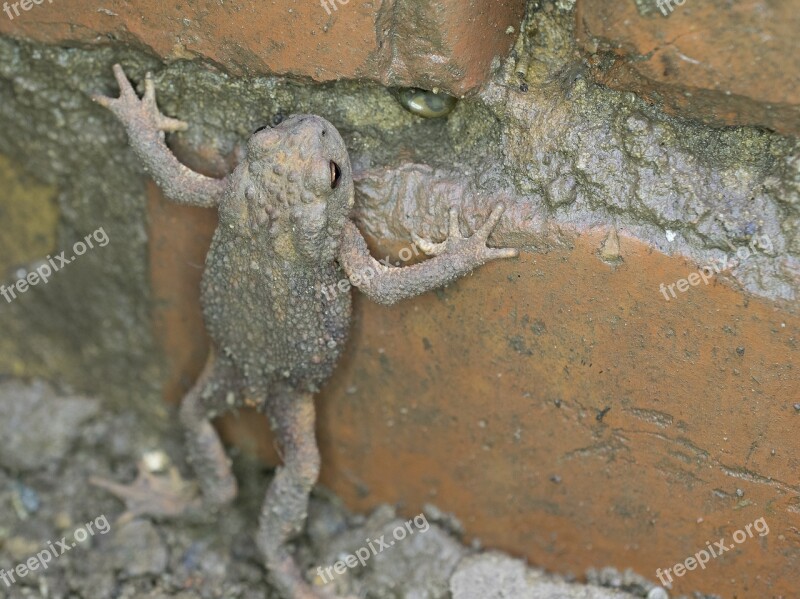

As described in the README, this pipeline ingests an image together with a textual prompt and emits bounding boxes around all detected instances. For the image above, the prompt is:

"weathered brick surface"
[153,193,799,598]
[0,0,525,95]
[576,0,800,135]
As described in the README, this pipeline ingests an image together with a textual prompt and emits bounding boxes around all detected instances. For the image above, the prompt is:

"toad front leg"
[339,204,519,305]
[93,64,228,207]
[91,65,236,520]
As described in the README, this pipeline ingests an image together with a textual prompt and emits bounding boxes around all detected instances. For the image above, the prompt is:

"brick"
[576,0,800,135]
[0,0,526,95]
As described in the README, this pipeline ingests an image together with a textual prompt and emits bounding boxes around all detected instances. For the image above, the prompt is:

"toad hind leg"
[179,350,240,509]
[91,350,240,521]
[257,388,335,599]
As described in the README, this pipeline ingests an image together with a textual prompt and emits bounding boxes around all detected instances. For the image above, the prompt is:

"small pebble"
[647,587,670,599]
[5,536,40,561]
[13,482,41,519]
[142,449,170,473]
[111,520,169,576]
[54,511,73,530]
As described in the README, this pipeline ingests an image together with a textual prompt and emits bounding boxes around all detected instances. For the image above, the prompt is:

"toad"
[91,64,518,598]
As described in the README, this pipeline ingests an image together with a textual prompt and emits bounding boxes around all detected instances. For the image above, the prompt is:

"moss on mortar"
[0,154,58,275]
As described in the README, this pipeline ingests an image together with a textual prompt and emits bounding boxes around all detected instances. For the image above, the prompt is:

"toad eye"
[330,160,342,189]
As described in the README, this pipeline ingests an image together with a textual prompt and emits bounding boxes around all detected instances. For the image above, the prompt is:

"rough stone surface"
[310,504,467,598]
[451,553,649,598]
[0,379,98,472]
[0,0,526,96]
[110,520,169,577]
[575,0,800,135]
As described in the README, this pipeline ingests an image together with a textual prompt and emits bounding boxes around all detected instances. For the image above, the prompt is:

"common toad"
[91,64,518,599]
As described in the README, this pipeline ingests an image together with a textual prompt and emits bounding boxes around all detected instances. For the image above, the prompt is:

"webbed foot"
[412,203,519,263]
[93,64,188,136]
[90,460,202,525]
